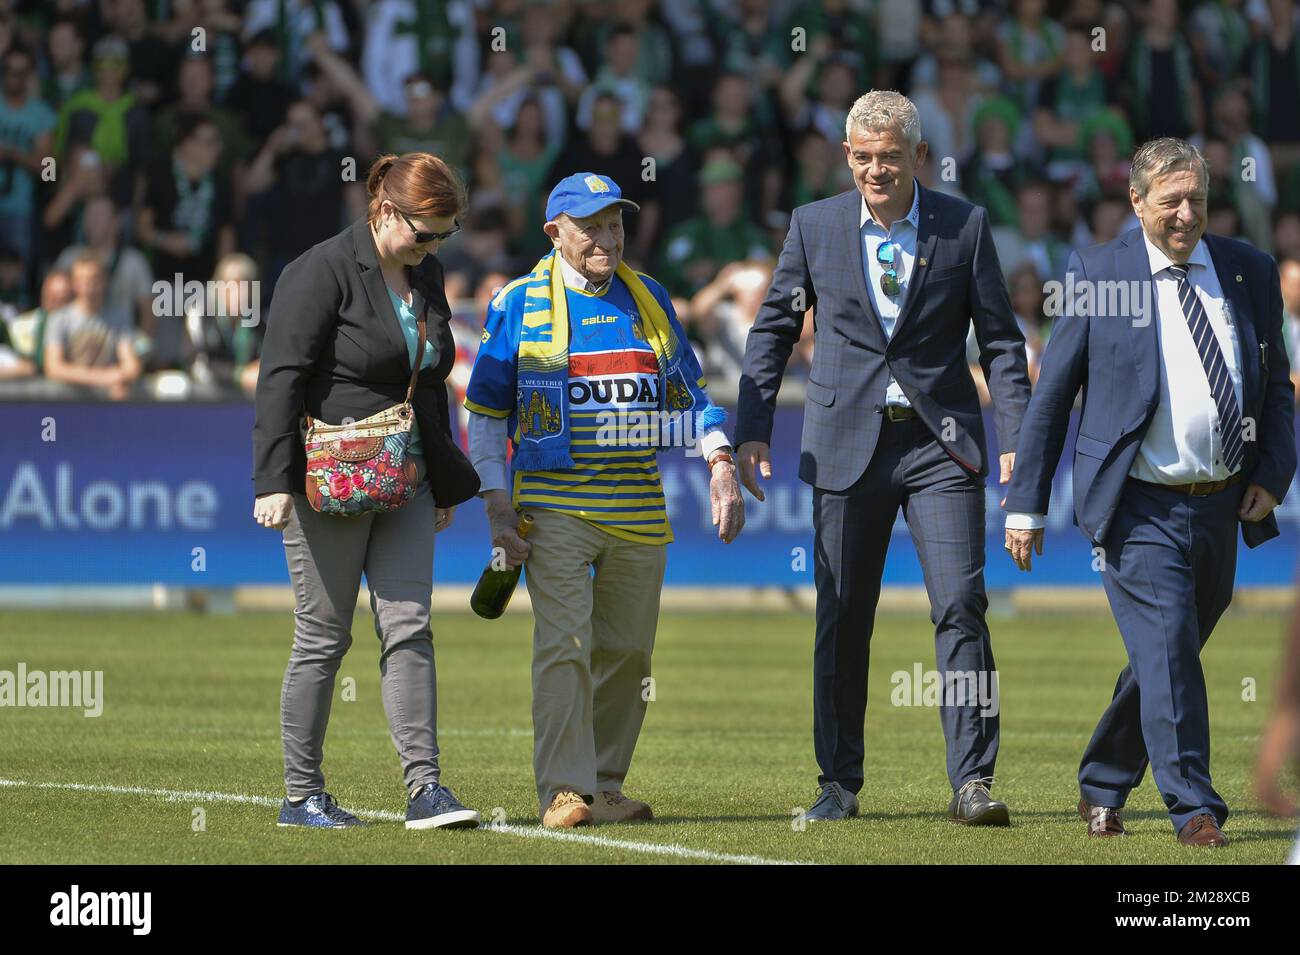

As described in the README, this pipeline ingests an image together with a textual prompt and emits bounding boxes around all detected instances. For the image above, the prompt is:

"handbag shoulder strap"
[403,303,427,405]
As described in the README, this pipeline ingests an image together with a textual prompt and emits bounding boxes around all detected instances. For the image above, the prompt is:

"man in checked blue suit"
[735,91,1031,824]
[1004,138,1297,847]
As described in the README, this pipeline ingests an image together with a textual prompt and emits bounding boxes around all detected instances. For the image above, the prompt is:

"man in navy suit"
[735,91,1031,824]
[1004,138,1296,847]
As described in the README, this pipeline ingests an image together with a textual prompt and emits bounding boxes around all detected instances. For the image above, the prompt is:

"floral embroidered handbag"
[302,311,427,516]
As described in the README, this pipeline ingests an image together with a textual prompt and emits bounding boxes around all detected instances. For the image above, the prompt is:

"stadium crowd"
[1,0,1300,407]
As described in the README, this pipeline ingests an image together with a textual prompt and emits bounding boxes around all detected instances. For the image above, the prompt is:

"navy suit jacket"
[735,185,1031,491]
[1002,228,1296,548]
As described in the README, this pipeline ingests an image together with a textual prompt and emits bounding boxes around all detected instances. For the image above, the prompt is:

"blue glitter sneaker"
[406,783,481,830]
[277,792,367,828]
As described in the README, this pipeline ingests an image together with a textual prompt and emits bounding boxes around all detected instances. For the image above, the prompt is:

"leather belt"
[884,405,919,422]
[1129,472,1243,496]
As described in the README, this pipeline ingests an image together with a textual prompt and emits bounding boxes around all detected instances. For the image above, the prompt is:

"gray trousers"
[813,416,999,794]
[280,454,441,799]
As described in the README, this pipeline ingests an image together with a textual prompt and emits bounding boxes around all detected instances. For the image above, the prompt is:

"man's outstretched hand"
[737,441,773,502]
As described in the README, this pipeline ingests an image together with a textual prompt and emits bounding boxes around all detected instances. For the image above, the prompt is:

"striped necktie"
[1167,263,1243,473]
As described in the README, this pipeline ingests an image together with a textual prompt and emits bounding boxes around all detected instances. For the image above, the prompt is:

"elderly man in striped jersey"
[466,172,745,828]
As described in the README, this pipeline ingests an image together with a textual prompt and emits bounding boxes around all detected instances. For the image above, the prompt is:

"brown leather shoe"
[1078,798,1126,837]
[542,789,593,828]
[1177,813,1228,847]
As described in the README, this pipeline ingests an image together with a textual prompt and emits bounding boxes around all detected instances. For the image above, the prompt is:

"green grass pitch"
[1,609,1296,864]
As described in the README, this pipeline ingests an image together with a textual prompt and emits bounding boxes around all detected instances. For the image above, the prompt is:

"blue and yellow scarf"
[510,249,724,470]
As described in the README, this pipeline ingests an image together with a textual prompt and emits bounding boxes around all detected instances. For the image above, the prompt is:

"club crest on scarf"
[517,381,565,442]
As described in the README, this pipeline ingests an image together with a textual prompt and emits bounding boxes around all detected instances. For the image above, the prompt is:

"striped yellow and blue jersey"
[466,270,717,546]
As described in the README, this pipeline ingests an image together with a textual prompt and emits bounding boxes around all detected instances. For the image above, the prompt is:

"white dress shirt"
[1130,232,1243,483]
[861,181,921,407]
[468,254,731,493]
[1005,232,1244,531]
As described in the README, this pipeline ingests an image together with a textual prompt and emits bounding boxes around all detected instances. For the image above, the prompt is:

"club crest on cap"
[584,175,610,193]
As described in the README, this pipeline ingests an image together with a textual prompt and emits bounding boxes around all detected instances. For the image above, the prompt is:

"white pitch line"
[0,778,800,866]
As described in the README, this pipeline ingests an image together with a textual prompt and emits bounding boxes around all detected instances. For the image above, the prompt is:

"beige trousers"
[522,508,667,816]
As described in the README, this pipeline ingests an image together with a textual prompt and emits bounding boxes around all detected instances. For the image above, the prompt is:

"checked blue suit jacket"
[1002,228,1296,548]
[735,184,1031,491]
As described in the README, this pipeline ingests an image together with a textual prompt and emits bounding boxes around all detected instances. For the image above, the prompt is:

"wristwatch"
[707,448,734,471]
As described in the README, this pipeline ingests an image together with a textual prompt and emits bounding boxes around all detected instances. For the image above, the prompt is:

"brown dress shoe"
[542,789,593,828]
[1177,813,1228,847]
[1078,798,1126,837]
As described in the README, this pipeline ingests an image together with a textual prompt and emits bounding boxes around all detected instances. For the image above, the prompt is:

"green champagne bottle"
[470,512,535,619]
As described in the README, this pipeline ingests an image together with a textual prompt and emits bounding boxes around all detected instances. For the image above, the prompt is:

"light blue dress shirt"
[387,285,437,457]
[861,179,921,407]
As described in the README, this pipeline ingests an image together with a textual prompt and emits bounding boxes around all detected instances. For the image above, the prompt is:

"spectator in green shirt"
[150,54,252,181]
[370,74,471,182]
[495,97,557,254]
[960,96,1026,227]
[53,35,149,207]
[780,0,880,90]
[690,71,784,236]
[656,156,772,298]
[688,72,765,156]
[583,0,673,87]
[1033,28,1114,173]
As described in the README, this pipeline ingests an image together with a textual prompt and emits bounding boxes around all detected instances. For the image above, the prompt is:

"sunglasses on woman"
[398,208,461,244]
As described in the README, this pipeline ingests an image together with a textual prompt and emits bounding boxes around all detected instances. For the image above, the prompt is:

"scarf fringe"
[695,405,728,433]
[513,446,576,471]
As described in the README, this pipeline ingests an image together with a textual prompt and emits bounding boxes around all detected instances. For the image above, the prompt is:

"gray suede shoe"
[948,777,1011,826]
[798,782,860,822]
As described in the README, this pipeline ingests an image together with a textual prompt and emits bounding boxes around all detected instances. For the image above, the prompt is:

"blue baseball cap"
[545,172,640,221]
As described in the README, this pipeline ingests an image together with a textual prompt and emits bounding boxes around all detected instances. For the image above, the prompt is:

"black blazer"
[252,217,481,507]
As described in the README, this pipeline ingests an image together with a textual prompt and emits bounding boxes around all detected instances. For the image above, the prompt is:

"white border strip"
[0,778,800,866]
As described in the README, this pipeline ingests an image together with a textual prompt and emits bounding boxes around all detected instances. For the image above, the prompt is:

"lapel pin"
[1236,274,1242,282]
[918,257,927,267]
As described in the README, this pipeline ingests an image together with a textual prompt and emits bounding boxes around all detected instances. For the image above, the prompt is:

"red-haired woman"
[253,153,483,830]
